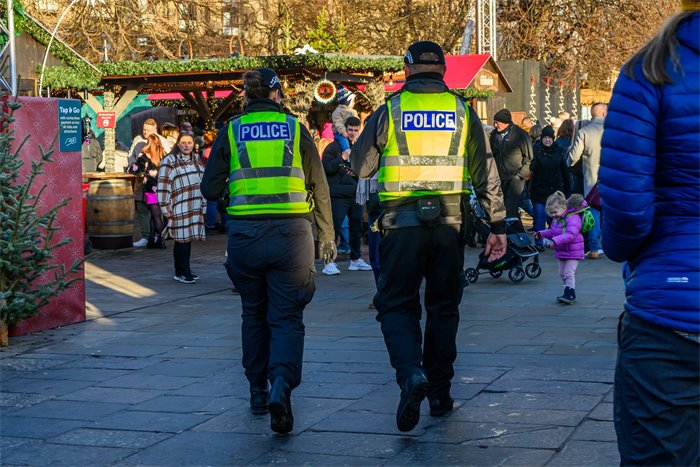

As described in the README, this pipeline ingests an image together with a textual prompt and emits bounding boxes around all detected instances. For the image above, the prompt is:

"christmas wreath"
[313,79,337,104]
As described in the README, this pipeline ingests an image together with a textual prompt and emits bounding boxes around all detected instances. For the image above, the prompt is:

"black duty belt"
[380,210,461,230]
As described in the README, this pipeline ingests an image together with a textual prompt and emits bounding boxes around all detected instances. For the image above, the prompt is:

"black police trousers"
[373,223,465,398]
[225,218,316,390]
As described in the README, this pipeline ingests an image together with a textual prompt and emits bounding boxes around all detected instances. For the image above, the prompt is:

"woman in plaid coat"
[157,132,206,284]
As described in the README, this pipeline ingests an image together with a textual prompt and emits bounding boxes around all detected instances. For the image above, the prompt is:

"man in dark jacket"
[351,40,506,433]
[490,108,534,229]
[322,116,372,275]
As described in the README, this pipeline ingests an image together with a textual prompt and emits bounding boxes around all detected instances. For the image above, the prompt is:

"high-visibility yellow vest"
[378,92,471,202]
[227,111,312,216]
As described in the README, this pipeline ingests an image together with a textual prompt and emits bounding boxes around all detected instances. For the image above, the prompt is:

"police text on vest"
[239,122,291,142]
[401,111,457,132]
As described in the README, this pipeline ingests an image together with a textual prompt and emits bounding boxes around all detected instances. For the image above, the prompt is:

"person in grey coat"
[567,103,607,258]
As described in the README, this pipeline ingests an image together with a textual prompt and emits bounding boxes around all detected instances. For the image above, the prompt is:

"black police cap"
[249,68,284,97]
[404,41,446,65]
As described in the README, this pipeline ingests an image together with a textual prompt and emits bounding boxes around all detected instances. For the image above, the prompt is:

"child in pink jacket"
[534,191,586,304]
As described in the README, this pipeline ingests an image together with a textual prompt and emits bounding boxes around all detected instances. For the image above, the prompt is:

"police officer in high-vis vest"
[201,68,336,435]
[351,41,507,432]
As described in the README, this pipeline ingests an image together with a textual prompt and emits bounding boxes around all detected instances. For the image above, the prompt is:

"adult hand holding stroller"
[533,231,541,239]
[485,233,507,261]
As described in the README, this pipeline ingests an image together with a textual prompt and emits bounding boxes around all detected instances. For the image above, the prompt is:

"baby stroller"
[463,194,541,283]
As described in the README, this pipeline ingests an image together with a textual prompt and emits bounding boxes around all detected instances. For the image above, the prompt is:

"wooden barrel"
[86,179,135,249]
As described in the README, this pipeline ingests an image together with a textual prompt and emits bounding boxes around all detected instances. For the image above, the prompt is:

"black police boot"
[557,287,575,304]
[429,395,454,417]
[250,387,269,415]
[268,378,293,434]
[396,372,429,432]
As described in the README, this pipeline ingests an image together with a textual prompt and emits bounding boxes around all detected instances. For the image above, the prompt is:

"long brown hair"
[624,11,695,85]
[143,134,165,165]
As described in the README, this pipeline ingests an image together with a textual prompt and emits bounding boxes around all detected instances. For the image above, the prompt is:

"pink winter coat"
[538,207,585,260]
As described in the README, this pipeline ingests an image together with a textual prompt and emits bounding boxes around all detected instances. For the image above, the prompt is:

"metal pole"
[7,0,17,95]
[37,0,81,96]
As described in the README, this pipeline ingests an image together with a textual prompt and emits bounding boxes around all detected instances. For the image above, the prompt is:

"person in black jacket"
[322,116,372,275]
[529,125,571,250]
[490,108,534,231]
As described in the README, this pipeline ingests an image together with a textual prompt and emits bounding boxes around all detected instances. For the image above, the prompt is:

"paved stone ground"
[1,232,625,466]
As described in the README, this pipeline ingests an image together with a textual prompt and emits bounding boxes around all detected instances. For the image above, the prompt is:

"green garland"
[42,54,405,90]
[453,88,495,99]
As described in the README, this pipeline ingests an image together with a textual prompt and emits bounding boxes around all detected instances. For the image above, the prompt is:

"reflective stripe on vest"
[378,92,471,201]
[227,111,312,216]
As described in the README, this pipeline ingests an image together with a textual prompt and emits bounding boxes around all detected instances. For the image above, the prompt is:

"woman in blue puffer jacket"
[598,6,699,466]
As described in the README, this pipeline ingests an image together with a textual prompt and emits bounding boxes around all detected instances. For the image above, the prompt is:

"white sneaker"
[322,262,341,275]
[133,238,148,247]
[348,258,373,271]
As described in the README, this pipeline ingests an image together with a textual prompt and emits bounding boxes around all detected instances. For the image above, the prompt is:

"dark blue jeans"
[614,311,699,466]
[533,202,549,247]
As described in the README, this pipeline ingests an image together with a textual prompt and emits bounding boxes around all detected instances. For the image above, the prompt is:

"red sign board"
[96,111,116,128]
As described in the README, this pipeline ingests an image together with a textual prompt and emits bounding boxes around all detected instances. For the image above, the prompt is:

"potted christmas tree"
[0,96,84,346]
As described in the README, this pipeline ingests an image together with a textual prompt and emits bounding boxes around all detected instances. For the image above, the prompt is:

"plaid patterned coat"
[157,152,206,242]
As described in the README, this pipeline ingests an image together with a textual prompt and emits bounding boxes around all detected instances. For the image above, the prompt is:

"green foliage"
[307,6,347,53]
[0,96,84,327]
[41,53,404,90]
[453,88,495,99]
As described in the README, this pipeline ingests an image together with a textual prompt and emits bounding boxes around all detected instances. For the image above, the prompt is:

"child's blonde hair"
[545,191,567,212]
[567,193,585,210]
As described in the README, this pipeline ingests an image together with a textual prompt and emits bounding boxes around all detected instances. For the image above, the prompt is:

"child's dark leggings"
[173,241,192,276]
[147,204,165,238]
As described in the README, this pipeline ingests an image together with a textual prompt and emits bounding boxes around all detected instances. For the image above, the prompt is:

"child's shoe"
[557,287,576,304]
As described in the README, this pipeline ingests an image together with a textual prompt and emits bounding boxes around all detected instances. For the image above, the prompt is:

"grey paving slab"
[0,377,94,396]
[485,378,612,396]
[0,416,86,438]
[56,386,164,404]
[571,420,618,442]
[465,391,604,411]
[587,402,614,421]
[93,373,201,390]
[20,367,131,382]
[272,431,408,459]
[0,392,50,408]
[1,357,72,372]
[48,428,171,449]
[448,406,588,427]
[548,440,620,466]
[0,233,630,466]
[193,396,353,435]
[250,450,385,466]
[384,442,555,466]
[311,410,428,436]
[121,431,279,466]
[418,421,574,449]
[8,400,128,421]
[0,440,134,466]
[92,410,211,432]
[129,394,244,414]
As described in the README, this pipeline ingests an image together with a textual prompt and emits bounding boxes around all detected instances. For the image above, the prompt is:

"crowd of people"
[80,10,698,462]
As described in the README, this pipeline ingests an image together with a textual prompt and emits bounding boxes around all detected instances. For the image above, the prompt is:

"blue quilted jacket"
[599,13,699,334]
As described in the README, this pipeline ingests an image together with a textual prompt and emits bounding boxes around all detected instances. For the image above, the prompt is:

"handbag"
[585,182,601,210]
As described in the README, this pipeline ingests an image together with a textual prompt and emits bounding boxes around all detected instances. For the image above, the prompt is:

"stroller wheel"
[465,268,479,284]
[489,270,502,279]
[525,262,542,279]
[508,267,525,283]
